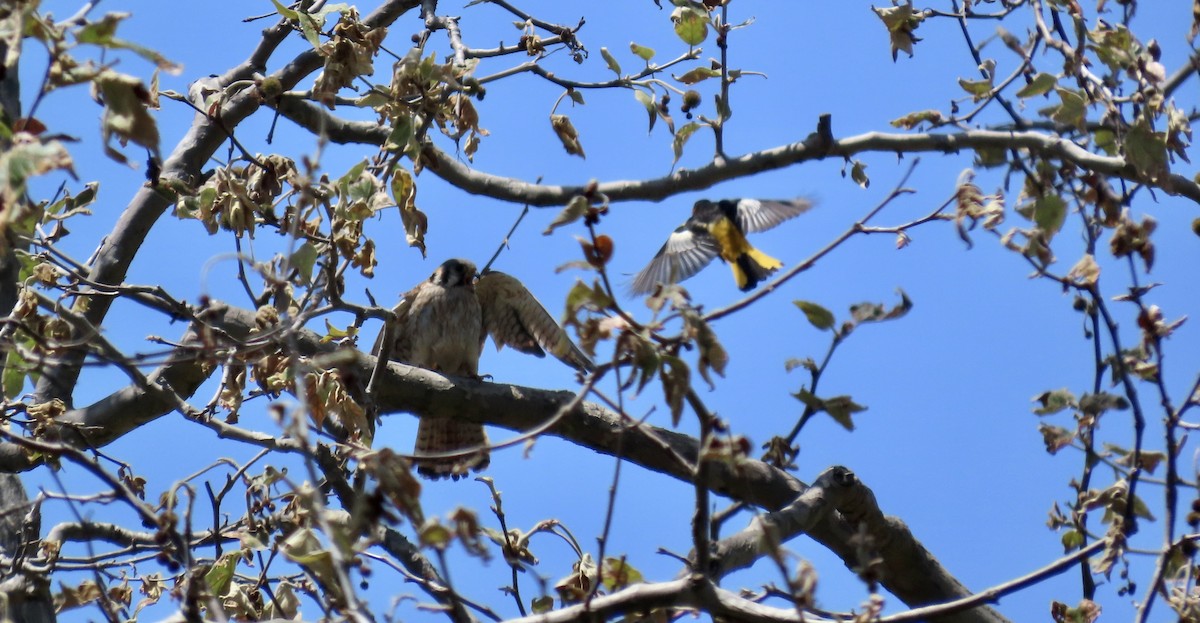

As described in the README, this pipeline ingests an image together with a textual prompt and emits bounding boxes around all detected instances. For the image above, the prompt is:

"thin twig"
[480,202,533,274]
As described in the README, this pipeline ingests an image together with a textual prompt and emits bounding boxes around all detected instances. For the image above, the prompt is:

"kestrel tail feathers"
[414,418,490,480]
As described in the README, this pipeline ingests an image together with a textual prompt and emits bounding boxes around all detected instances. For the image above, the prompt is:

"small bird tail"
[732,247,783,291]
[414,418,490,480]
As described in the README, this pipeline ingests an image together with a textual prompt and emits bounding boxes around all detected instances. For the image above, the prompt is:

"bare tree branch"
[271,97,1200,206]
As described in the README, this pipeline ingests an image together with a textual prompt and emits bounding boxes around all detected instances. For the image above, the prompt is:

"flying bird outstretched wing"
[735,198,813,233]
[629,197,813,295]
[628,225,722,297]
[476,270,594,373]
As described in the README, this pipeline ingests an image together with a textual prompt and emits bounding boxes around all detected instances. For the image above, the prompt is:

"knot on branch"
[804,114,834,158]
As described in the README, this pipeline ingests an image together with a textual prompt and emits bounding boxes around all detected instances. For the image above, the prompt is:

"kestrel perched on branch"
[629,198,813,296]
[374,258,592,480]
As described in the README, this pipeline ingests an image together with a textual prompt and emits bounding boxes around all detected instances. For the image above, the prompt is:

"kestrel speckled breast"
[375,258,592,480]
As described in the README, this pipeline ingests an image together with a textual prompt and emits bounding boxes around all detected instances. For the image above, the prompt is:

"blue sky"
[19,1,1200,621]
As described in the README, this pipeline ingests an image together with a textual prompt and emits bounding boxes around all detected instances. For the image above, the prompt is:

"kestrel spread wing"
[373,260,593,480]
[372,294,414,362]
[476,270,594,373]
[374,259,489,480]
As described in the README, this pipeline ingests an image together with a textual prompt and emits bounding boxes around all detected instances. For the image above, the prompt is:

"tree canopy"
[1,1,1198,622]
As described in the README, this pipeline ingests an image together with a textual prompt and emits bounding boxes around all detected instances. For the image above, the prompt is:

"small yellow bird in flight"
[629,198,813,295]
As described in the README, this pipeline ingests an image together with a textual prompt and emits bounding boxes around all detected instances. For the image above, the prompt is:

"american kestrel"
[629,198,813,296]
[374,258,592,480]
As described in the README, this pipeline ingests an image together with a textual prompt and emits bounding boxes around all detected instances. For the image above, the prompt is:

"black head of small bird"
[628,197,813,296]
[690,199,739,228]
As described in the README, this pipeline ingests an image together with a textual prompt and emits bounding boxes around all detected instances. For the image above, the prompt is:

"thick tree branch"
[270,99,1200,206]
[706,466,855,579]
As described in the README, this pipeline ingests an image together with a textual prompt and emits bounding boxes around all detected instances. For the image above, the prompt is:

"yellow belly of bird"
[710,218,782,289]
[709,218,748,261]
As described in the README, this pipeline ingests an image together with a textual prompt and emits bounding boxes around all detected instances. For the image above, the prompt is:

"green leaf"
[1061,529,1084,551]
[633,89,657,134]
[793,388,865,431]
[957,77,993,101]
[1016,72,1057,98]
[1124,117,1169,183]
[850,160,870,189]
[531,596,554,614]
[94,70,161,162]
[1033,194,1067,239]
[794,301,835,331]
[822,395,867,431]
[75,13,182,73]
[629,42,655,62]
[204,552,240,596]
[289,242,318,284]
[337,159,369,192]
[0,138,75,203]
[384,115,414,154]
[563,279,614,318]
[1130,492,1155,521]
[601,557,645,591]
[271,1,350,49]
[600,47,621,75]
[3,347,28,400]
[49,181,99,216]
[974,145,1008,168]
[671,121,702,165]
[544,195,590,235]
[270,0,300,20]
[1093,128,1117,155]
[671,6,709,46]
[1039,87,1086,131]
[419,519,453,550]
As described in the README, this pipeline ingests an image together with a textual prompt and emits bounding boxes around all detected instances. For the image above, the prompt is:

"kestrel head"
[429,258,477,288]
